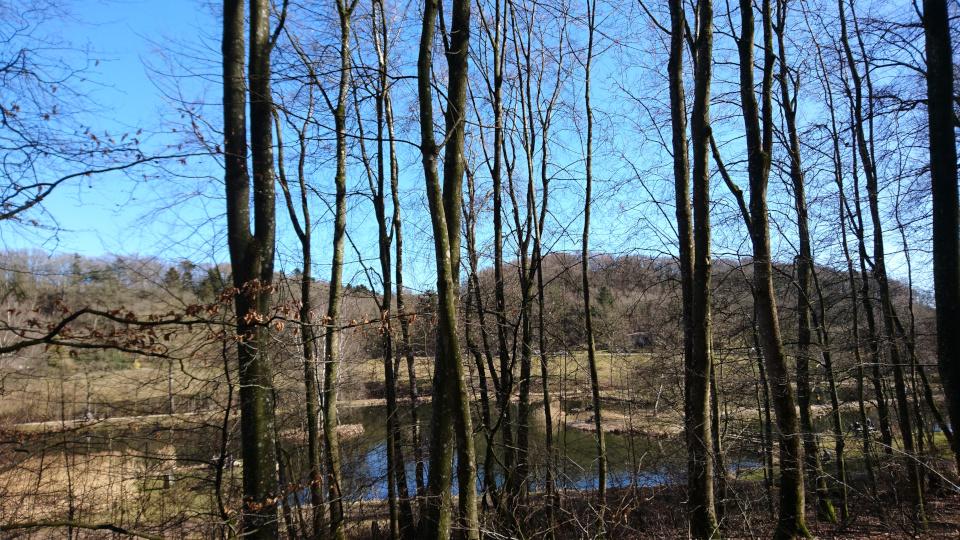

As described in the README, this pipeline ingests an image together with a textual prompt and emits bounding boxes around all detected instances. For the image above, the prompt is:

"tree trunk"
[710,366,727,525]
[462,234,497,508]
[275,93,324,537]
[773,2,835,521]
[922,0,960,473]
[735,0,810,534]
[532,27,564,530]
[582,0,607,521]
[323,3,358,537]
[816,43,880,496]
[837,169,879,497]
[463,167,500,508]
[389,88,426,506]
[222,1,279,538]
[753,319,776,517]
[810,270,848,519]
[837,0,895,456]
[417,0,478,535]
[840,0,925,517]
[367,3,414,533]
[485,0,517,509]
[667,0,718,534]
[511,8,540,510]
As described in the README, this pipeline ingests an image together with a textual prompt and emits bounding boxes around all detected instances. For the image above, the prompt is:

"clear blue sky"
[9,0,219,258]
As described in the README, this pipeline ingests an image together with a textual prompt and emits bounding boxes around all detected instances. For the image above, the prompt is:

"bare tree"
[667,0,718,534]
[222,1,284,537]
[837,0,925,520]
[274,84,324,537]
[727,0,811,534]
[417,0,478,535]
[322,1,360,537]
[580,0,607,520]
[922,0,960,472]
[773,0,835,522]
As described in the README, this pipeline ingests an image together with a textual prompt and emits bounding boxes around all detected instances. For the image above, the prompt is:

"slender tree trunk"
[510,9,539,506]
[810,270,848,519]
[773,1,835,521]
[691,2,718,532]
[843,0,925,516]
[323,4,358,538]
[868,187,926,522]
[275,95,324,537]
[485,0,518,508]
[667,0,718,534]
[389,88,426,506]
[463,167,502,508]
[532,30,564,530]
[276,431,298,539]
[735,0,809,534]
[301,280,325,537]
[365,4,414,534]
[837,0,894,455]
[813,39,878,499]
[582,0,607,521]
[536,263,557,538]
[462,239,496,509]
[854,194,893,454]
[753,319,776,517]
[445,0,479,530]
[710,366,727,526]
[835,169,879,496]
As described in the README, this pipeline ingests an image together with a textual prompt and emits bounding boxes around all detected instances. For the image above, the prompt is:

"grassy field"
[2,347,955,538]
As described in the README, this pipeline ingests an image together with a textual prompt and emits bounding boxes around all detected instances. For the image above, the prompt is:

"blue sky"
[5,0,219,258]
[0,0,934,295]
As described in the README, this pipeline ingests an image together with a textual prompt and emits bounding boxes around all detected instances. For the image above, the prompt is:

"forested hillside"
[0,248,951,538]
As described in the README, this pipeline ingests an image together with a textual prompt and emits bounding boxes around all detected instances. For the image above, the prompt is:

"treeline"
[0,245,949,539]
[3,248,931,362]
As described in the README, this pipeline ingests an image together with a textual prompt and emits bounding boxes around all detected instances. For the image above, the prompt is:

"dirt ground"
[545,483,960,540]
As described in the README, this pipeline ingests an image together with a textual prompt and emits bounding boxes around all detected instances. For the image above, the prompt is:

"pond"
[333,401,742,501]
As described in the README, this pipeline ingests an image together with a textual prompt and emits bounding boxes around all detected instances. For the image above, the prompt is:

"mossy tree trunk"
[417,0,478,535]
[222,1,280,537]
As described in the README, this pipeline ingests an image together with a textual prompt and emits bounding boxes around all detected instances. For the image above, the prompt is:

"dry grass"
[2,451,147,523]
[0,362,221,425]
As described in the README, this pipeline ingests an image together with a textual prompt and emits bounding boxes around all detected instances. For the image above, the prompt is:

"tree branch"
[1,520,163,540]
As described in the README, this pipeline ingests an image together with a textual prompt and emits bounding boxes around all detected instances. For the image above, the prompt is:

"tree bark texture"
[222,1,279,537]
[418,0,478,535]
[668,0,718,535]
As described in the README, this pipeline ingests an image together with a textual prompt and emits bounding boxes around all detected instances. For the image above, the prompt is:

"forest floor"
[508,482,960,539]
[341,478,960,539]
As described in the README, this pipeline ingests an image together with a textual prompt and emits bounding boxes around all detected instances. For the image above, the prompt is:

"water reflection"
[334,402,691,501]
